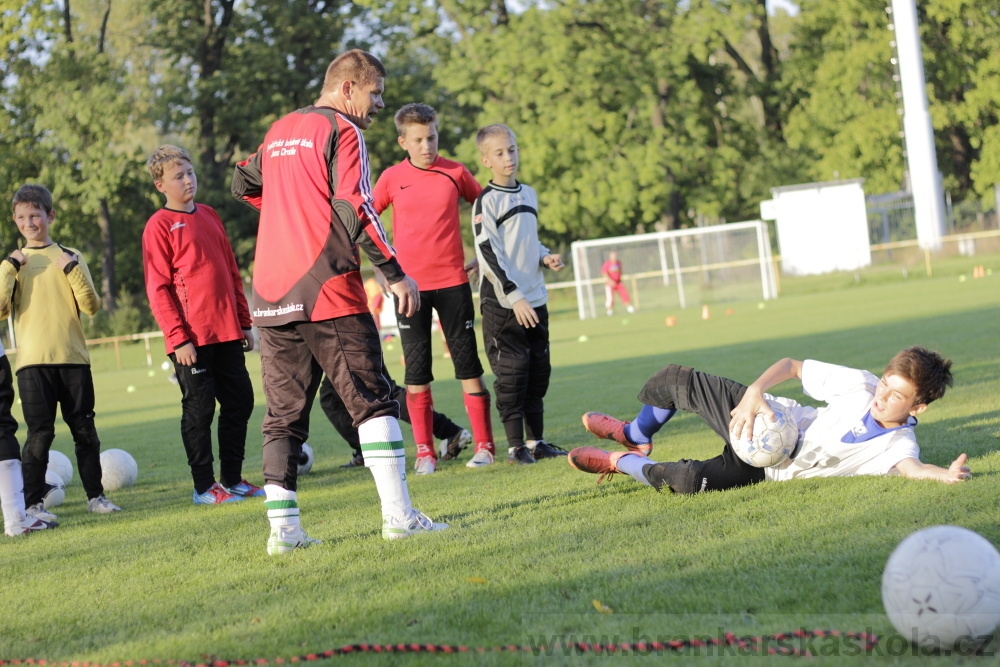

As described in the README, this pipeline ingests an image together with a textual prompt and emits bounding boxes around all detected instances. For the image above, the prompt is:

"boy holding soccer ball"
[571,347,970,490]
[472,124,566,465]
[1,184,121,521]
[143,145,263,506]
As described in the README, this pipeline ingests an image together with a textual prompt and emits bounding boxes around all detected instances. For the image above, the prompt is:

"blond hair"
[321,49,386,95]
[147,145,192,182]
[394,103,438,137]
[476,124,516,154]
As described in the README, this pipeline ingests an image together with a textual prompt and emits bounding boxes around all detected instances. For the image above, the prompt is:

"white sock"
[616,454,657,487]
[264,484,299,531]
[360,416,412,522]
[0,458,28,532]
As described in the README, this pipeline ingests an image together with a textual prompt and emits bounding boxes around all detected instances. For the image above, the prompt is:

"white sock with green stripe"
[264,484,300,531]
[360,416,412,522]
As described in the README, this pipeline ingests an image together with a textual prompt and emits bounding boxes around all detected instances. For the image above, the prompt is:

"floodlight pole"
[890,0,946,250]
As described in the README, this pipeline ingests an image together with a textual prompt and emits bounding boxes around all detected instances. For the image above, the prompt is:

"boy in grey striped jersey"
[471,124,566,465]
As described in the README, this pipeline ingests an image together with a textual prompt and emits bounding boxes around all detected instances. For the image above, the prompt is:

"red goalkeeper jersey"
[372,156,481,291]
[232,106,403,326]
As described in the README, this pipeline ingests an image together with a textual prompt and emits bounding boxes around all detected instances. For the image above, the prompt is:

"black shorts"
[395,282,484,386]
[639,365,764,493]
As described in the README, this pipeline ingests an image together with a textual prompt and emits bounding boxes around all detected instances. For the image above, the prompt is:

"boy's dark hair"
[394,103,437,137]
[321,49,386,94]
[147,145,192,182]
[884,346,953,405]
[12,184,54,214]
[476,124,515,154]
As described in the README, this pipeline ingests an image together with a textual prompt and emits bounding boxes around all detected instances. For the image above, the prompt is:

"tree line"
[1,0,997,332]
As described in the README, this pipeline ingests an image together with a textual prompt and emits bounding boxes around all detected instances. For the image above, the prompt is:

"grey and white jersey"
[472,181,551,309]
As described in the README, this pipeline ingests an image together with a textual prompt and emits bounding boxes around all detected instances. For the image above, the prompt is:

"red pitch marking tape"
[0,630,880,664]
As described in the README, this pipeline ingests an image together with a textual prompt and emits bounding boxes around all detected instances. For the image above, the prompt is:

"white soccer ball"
[882,526,1000,650]
[730,399,799,468]
[100,448,138,491]
[161,360,171,371]
[297,443,314,475]
[47,450,74,486]
[42,469,66,509]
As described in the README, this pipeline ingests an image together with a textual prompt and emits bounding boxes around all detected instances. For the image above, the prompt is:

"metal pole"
[889,0,946,250]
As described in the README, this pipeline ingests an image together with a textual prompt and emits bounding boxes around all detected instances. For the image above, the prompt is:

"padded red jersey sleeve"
[211,209,253,329]
[372,169,392,215]
[459,166,483,204]
[142,214,191,350]
[232,149,264,211]
[331,116,404,283]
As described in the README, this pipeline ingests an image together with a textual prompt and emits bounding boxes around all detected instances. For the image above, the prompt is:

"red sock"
[464,391,495,455]
[406,388,435,459]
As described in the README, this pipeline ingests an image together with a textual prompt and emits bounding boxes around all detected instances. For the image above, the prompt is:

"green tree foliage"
[785,0,1000,199]
[1,0,156,309]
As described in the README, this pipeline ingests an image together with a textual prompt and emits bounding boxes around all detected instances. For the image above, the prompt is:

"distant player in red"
[372,103,495,474]
[602,251,634,316]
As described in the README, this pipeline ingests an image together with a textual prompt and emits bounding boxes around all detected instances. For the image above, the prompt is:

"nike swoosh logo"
[400,185,413,190]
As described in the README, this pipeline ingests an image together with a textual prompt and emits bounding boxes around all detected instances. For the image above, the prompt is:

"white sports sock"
[360,416,412,522]
[616,453,656,487]
[264,484,300,531]
[0,458,28,532]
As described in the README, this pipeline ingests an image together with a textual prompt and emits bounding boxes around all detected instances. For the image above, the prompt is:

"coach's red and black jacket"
[232,106,404,327]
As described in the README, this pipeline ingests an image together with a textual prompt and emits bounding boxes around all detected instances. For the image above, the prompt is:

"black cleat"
[530,440,568,459]
[340,452,365,468]
[507,445,536,465]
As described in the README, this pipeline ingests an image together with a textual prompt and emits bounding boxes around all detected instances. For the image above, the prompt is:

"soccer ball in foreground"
[43,469,66,509]
[298,443,314,475]
[100,449,138,491]
[47,449,74,486]
[882,525,1000,649]
[730,400,798,467]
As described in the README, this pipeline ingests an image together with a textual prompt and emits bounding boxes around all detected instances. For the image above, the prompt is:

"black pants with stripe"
[17,365,105,503]
[170,340,254,494]
[258,315,397,490]
[638,364,764,493]
[0,356,19,462]
[481,299,550,434]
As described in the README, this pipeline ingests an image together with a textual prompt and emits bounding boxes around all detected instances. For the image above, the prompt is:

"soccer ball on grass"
[42,469,66,509]
[47,449,74,486]
[297,443,314,475]
[730,399,798,468]
[882,525,1000,650]
[100,448,138,491]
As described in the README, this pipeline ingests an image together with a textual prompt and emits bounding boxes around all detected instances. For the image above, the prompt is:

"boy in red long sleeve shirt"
[143,145,262,506]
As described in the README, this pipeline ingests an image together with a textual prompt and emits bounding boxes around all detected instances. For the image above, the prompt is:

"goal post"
[571,221,778,320]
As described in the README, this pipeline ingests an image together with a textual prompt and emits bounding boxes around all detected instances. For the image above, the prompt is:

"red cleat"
[567,446,629,484]
[581,412,652,456]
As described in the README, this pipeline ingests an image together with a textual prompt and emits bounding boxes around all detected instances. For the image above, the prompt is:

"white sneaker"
[26,503,57,522]
[5,517,57,537]
[87,495,121,514]
[465,449,495,468]
[414,456,437,475]
[267,525,321,555]
[382,509,448,540]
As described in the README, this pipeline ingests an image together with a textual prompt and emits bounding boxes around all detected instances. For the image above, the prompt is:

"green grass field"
[1,259,998,665]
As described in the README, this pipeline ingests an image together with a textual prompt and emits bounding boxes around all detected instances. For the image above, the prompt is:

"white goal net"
[571,221,778,320]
